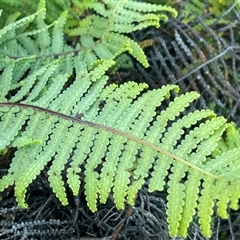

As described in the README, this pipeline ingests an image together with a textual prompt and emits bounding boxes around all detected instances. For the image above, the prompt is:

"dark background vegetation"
[0,0,240,239]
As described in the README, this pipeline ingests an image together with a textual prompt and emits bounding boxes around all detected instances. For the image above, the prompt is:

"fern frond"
[1,1,240,238]
[1,78,240,237]
[66,0,177,67]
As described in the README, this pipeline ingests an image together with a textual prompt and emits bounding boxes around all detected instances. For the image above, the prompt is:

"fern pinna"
[0,0,240,239]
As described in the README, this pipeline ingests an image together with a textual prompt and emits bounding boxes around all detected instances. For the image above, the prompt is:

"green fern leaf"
[47,59,114,115]
[1,1,240,236]
[51,11,67,53]
[113,141,142,209]
[216,181,230,219]
[71,76,108,117]
[66,0,176,67]
[47,119,78,206]
[84,130,112,212]
[198,177,215,238]
[99,136,127,204]
[126,146,155,205]
[212,122,240,157]
[10,57,32,85]
[83,83,118,121]
[67,126,93,196]
[1,79,240,237]
[167,164,187,237]
[178,170,201,237]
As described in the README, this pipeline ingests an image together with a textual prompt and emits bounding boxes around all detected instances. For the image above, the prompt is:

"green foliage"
[181,0,240,25]
[1,64,240,238]
[0,0,177,69]
[0,0,240,239]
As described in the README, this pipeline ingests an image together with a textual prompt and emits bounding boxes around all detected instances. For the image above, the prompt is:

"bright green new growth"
[0,0,240,238]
